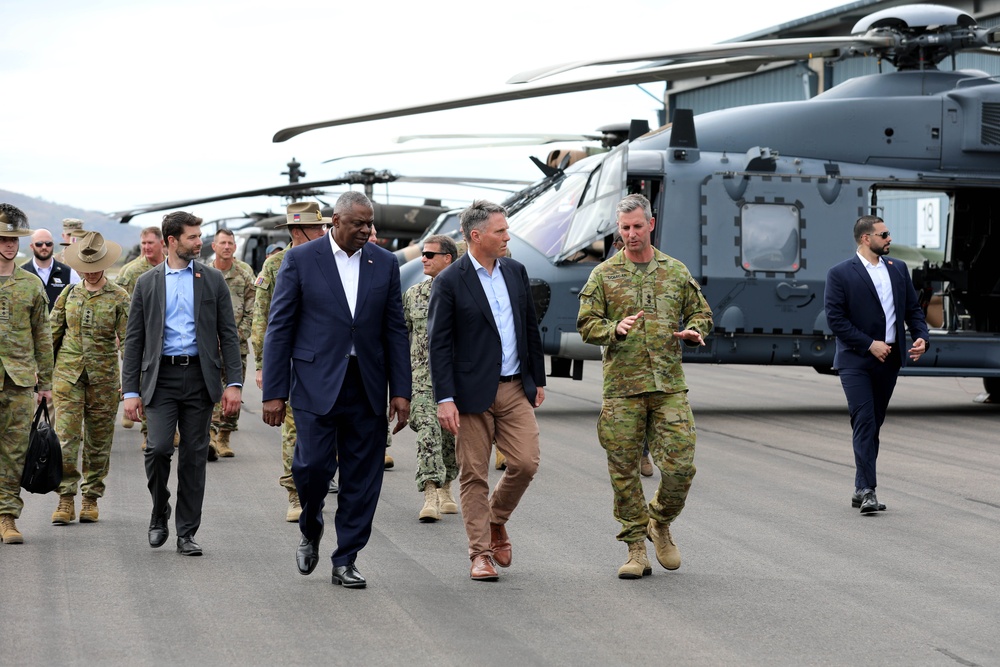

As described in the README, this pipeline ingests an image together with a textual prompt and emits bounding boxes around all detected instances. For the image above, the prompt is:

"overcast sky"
[1,0,849,226]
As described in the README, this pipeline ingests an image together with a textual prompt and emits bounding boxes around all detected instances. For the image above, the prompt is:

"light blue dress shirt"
[163,263,198,356]
[469,253,520,376]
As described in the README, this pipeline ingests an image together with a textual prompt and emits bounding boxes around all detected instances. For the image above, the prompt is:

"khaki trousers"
[455,378,539,559]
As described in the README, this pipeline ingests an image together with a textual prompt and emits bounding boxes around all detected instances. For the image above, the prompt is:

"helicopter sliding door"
[697,169,865,366]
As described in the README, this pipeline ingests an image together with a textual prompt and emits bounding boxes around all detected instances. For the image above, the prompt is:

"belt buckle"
[176,355,190,366]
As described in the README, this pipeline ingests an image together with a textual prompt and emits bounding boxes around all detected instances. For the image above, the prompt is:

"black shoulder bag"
[21,402,63,494]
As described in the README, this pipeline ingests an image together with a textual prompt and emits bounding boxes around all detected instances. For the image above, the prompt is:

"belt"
[162,354,198,366]
[498,373,521,383]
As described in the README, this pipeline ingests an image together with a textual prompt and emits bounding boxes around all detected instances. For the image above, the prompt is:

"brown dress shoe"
[470,554,499,581]
[490,523,512,568]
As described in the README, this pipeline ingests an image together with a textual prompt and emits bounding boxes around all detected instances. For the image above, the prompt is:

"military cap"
[62,218,85,232]
[277,201,331,228]
[0,203,32,237]
[63,231,122,273]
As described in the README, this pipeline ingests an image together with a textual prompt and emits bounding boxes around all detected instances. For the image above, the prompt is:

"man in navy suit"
[825,215,929,514]
[428,200,546,581]
[261,194,410,589]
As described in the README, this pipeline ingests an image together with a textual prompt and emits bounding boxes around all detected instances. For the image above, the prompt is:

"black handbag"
[21,402,63,494]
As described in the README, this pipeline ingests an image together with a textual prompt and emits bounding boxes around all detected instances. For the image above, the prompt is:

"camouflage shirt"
[216,259,256,356]
[250,248,287,370]
[0,267,54,391]
[403,277,434,394]
[577,247,713,398]
[115,255,160,298]
[50,280,130,387]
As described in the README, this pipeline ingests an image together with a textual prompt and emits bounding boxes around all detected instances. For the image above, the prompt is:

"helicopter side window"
[740,204,800,273]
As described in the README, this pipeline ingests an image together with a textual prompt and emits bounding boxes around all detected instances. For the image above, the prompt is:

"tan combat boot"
[419,481,441,522]
[215,430,234,457]
[122,414,134,429]
[437,482,458,514]
[286,490,302,523]
[495,450,507,470]
[618,541,652,579]
[384,453,394,469]
[80,496,99,523]
[0,514,24,544]
[52,495,76,524]
[141,435,147,451]
[648,519,681,570]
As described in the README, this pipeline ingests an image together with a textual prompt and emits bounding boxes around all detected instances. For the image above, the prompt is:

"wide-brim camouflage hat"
[277,201,332,228]
[0,204,32,237]
[63,231,122,273]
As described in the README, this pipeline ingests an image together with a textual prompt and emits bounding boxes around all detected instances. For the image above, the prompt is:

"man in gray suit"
[122,211,243,556]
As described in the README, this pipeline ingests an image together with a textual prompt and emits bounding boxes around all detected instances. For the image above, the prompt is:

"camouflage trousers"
[53,371,118,498]
[0,379,34,517]
[211,355,248,434]
[410,392,457,492]
[279,408,297,491]
[597,391,697,543]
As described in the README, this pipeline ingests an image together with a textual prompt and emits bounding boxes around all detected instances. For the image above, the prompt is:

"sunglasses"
[34,241,54,247]
[867,231,891,239]
[421,251,448,259]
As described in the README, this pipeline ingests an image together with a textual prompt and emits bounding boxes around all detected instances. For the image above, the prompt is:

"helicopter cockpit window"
[507,172,591,258]
[740,204,800,273]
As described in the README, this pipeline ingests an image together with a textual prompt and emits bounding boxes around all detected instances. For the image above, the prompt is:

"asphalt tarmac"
[2,360,998,666]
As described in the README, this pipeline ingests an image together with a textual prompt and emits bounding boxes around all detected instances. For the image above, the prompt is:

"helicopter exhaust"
[668,109,699,163]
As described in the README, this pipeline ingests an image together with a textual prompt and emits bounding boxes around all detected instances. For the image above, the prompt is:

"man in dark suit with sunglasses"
[825,215,929,514]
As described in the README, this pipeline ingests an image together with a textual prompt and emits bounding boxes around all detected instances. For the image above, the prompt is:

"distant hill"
[0,189,145,262]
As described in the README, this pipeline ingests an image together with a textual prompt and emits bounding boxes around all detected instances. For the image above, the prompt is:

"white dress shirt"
[858,251,896,344]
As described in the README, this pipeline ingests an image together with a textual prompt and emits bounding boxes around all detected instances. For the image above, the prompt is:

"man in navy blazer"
[428,200,546,581]
[262,195,410,589]
[825,215,929,514]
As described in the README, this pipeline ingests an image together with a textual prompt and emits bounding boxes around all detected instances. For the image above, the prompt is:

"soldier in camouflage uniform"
[208,228,256,459]
[54,218,84,265]
[577,194,713,580]
[49,232,130,525]
[403,235,460,522]
[115,226,165,442]
[250,202,328,521]
[0,204,54,544]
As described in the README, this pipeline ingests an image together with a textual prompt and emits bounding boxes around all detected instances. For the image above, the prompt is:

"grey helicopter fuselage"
[501,67,1000,380]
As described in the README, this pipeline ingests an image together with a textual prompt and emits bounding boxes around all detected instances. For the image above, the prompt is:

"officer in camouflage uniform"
[250,202,327,522]
[49,232,130,525]
[0,204,54,544]
[403,235,459,522]
[54,218,84,265]
[577,194,713,580]
[208,228,256,459]
[115,226,166,443]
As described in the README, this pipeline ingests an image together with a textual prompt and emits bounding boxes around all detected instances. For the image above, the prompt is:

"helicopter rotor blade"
[323,139,594,164]
[506,36,896,84]
[273,55,781,142]
[394,133,599,143]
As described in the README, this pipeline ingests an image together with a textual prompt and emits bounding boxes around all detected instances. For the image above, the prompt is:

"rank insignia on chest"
[82,307,95,328]
[0,297,9,321]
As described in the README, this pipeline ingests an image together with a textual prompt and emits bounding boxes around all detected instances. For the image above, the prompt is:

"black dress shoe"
[296,529,322,575]
[177,536,203,556]
[148,505,171,548]
[332,563,366,588]
[852,489,886,511]
[859,489,881,514]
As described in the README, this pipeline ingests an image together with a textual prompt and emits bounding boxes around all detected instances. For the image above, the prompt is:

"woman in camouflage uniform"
[50,232,129,525]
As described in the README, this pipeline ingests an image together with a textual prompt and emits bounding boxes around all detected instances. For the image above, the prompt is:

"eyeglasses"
[421,251,448,259]
[867,231,891,239]
[33,241,54,247]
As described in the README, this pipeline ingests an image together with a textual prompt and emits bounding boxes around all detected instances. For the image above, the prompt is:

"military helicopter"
[112,158,528,273]
[273,4,1000,392]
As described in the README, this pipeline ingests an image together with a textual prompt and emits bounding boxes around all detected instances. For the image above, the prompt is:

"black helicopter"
[275,3,1000,391]
[111,158,528,273]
